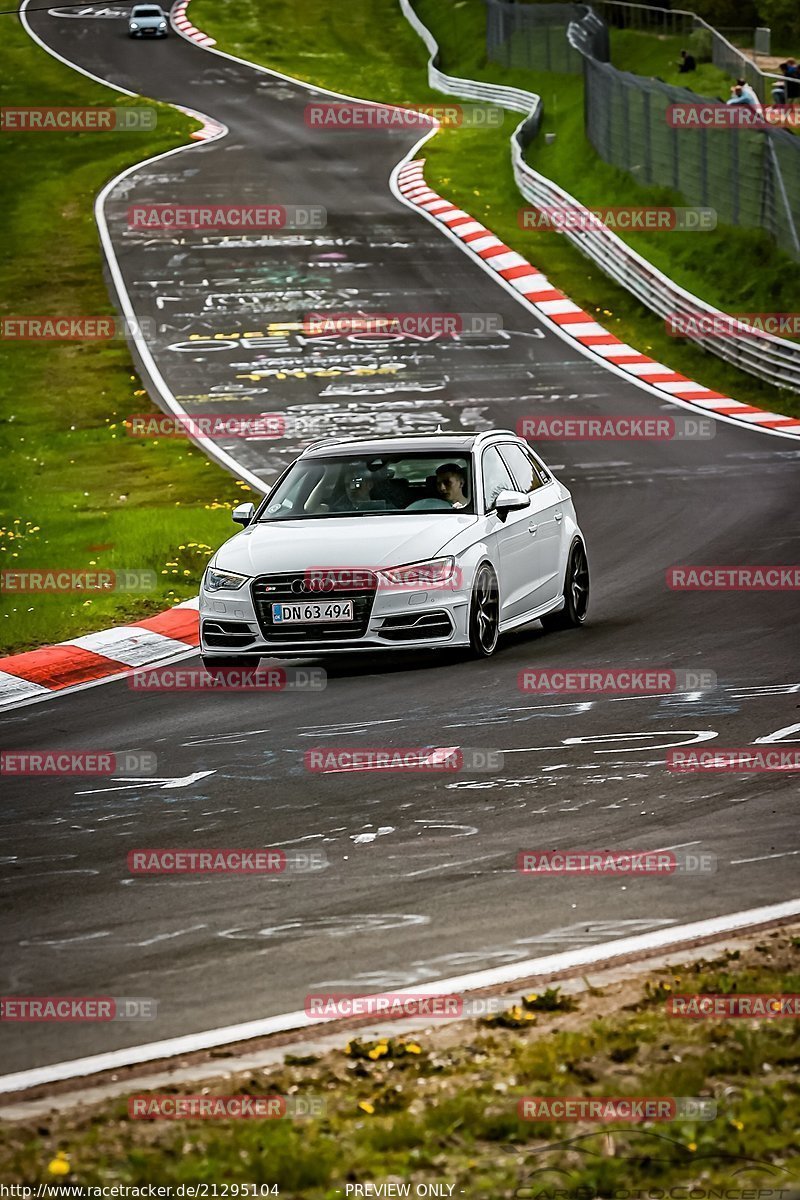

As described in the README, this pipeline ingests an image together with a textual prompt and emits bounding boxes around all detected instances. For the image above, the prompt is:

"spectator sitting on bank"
[677,49,696,73]
[727,83,758,108]
[736,77,761,106]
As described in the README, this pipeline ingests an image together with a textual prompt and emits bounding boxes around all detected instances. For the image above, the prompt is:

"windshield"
[259,453,475,520]
[132,6,163,15]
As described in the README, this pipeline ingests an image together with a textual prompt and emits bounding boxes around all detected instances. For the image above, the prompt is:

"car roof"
[300,432,519,458]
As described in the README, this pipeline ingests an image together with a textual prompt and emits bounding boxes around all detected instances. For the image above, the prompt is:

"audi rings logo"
[291,576,334,594]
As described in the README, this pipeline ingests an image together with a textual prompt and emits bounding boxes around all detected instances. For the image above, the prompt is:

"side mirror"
[494,489,530,521]
[232,502,255,527]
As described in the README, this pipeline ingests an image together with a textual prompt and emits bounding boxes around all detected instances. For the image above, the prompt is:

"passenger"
[435,463,469,509]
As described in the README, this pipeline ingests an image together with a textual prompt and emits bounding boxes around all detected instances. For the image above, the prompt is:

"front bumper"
[200,572,470,656]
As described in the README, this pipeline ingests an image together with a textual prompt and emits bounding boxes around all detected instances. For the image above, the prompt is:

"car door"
[481,444,532,622]
[497,442,565,612]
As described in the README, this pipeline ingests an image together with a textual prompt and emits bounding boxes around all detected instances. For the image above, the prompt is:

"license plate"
[271,601,354,624]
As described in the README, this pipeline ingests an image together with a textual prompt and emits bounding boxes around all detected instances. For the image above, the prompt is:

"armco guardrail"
[401,0,542,116]
[399,0,800,392]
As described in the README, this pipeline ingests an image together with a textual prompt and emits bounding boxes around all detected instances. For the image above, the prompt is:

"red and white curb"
[176,104,226,142]
[0,599,199,711]
[396,160,800,439]
[170,0,215,48]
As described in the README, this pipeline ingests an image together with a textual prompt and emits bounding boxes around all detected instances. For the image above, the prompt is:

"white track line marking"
[731,849,800,865]
[1,898,797,1095]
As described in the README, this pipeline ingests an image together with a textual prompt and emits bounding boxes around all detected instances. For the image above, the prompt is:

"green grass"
[1,931,797,1193]
[191,0,798,421]
[610,28,734,96]
[0,20,254,655]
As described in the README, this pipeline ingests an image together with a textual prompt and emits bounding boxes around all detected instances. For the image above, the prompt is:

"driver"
[435,463,469,510]
[338,468,376,510]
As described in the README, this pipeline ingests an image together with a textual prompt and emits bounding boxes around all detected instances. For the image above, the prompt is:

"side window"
[481,446,515,512]
[498,443,545,493]
[527,448,553,486]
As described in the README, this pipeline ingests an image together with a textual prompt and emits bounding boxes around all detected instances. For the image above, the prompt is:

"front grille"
[379,612,453,642]
[252,573,377,642]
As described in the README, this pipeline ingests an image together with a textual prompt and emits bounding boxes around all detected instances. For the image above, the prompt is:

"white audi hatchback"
[199,431,589,665]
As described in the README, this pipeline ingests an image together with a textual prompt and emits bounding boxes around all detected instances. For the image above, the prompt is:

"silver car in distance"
[128,4,168,36]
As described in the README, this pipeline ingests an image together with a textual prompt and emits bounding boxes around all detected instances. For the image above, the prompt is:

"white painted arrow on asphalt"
[75,771,215,795]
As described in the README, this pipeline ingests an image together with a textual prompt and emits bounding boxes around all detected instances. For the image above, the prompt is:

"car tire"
[201,655,257,672]
[540,539,590,631]
[468,563,500,658]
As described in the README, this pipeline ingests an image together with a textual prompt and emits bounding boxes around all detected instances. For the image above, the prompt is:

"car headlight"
[378,557,458,590]
[130,20,138,27]
[159,19,166,26]
[203,566,249,593]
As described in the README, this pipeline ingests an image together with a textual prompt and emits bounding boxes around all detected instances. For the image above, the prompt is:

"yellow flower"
[404,1042,422,1054]
[367,1043,389,1060]
[358,1101,375,1114]
[47,1152,70,1176]
[525,993,538,1003]
[687,1142,697,1153]
[730,1119,744,1131]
